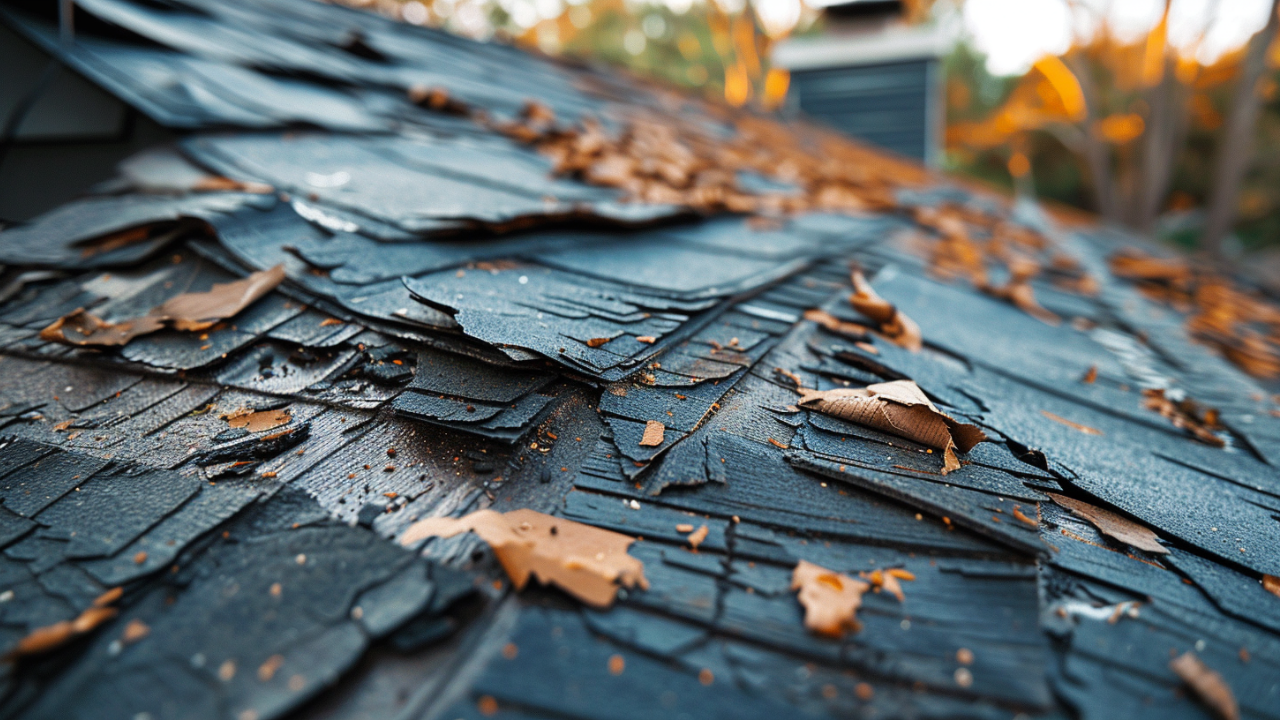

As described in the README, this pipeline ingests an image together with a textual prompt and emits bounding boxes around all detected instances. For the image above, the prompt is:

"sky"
[961,0,1276,76]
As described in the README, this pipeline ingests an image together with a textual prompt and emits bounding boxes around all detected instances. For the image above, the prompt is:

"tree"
[1200,0,1280,258]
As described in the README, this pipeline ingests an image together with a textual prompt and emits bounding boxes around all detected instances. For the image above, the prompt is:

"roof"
[0,2,1279,720]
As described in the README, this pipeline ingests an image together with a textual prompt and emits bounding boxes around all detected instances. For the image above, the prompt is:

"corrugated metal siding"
[787,58,937,162]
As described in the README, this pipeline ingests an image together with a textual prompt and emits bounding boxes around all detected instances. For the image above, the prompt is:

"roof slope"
[1,1,1279,719]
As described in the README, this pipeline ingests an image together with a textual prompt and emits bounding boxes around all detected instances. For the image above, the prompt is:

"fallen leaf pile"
[849,270,922,351]
[1111,248,1280,379]
[1141,388,1225,448]
[399,509,649,608]
[1169,652,1238,720]
[797,380,987,474]
[1046,492,1167,554]
[496,102,930,218]
[41,265,285,347]
[791,560,869,637]
[403,80,1099,329]
[6,587,121,660]
[909,204,1096,325]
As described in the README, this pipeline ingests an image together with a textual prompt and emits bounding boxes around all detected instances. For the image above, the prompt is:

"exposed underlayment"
[1,1,1280,719]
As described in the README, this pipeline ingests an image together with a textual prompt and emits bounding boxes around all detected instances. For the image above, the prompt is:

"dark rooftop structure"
[773,0,948,164]
[0,2,1279,720]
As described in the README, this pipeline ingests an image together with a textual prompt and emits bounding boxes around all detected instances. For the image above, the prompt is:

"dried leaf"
[399,509,648,608]
[41,266,285,347]
[1081,365,1098,384]
[1263,574,1280,599]
[408,85,469,115]
[121,618,150,644]
[1046,492,1167,554]
[77,226,151,259]
[1041,410,1103,435]
[639,420,665,447]
[774,367,804,388]
[1169,652,1238,720]
[860,568,914,602]
[685,525,708,550]
[849,271,922,351]
[6,587,121,660]
[802,308,870,340]
[190,176,273,194]
[797,380,986,474]
[791,560,869,637]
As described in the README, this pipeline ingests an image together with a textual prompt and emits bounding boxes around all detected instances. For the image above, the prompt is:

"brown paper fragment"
[6,587,121,660]
[791,560,870,637]
[685,525,708,550]
[1047,492,1167,554]
[399,509,648,608]
[849,271,922,351]
[1263,574,1280,599]
[797,380,986,474]
[222,407,292,433]
[1169,652,1239,720]
[1040,410,1103,436]
[41,265,285,347]
[639,420,665,447]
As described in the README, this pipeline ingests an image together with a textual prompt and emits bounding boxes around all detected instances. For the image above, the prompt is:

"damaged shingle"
[2,0,1280,717]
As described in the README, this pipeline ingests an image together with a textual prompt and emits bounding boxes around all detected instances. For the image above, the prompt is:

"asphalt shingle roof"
[1,1,1280,719]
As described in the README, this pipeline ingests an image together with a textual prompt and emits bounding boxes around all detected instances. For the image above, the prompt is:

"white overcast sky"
[960,0,1276,75]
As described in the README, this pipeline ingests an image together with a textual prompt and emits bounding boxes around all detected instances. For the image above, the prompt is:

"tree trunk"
[1199,0,1280,258]
[1137,55,1186,233]
[1066,52,1118,223]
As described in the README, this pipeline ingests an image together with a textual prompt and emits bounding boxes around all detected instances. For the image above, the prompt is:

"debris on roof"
[1168,652,1239,720]
[790,560,870,637]
[399,508,648,607]
[797,380,986,473]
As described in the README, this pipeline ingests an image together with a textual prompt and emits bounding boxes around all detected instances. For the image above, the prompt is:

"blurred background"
[334,0,1280,269]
